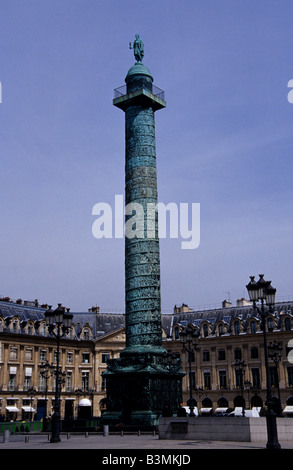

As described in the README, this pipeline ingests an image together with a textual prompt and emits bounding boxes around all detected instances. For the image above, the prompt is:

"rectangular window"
[10,347,18,360]
[53,351,60,363]
[188,351,195,363]
[67,352,73,364]
[203,350,210,361]
[218,349,226,361]
[82,371,89,391]
[251,368,260,388]
[39,374,46,392]
[102,353,110,363]
[219,370,227,389]
[25,349,33,361]
[235,369,243,388]
[234,348,242,360]
[24,376,31,391]
[190,371,195,389]
[269,367,278,388]
[66,372,72,392]
[101,375,107,392]
[8,375,16,391]
[82,353,90,363]
[203,372,211,390]
[24,367,32,391]
[40,350,47,362]
[250,347,259,359]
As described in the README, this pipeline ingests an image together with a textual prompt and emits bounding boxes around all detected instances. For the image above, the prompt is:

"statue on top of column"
[129,34,144,62]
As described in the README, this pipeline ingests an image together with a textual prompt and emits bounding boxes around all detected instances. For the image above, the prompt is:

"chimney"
[236,298,252,307]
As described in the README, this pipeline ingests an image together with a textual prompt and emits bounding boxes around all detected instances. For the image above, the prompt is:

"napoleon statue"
[129,34,144,62]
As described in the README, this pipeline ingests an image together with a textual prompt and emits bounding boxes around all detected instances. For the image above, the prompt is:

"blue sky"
[1,0,293,312]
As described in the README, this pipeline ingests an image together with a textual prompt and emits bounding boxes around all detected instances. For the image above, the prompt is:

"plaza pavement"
[1,432,293,450]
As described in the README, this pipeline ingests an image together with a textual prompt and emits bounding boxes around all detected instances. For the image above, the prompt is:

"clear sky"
[1,0,293,312]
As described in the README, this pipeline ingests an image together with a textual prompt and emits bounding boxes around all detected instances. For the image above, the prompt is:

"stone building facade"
[163,301,293,413]
[0,297,293,421]
[0,299,125,421]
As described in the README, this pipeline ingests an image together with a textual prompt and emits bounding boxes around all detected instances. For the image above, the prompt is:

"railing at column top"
[114,84,165,101]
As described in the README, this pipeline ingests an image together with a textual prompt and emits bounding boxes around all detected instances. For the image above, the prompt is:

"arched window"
[234,320,240,335]
[285,317,291,331]
[41,323,47,336]
[251,395,263,408]
[218,397,228,408]
[12,320,18,334]
[202,397,212,408]
[203,323,209,337]
[250,320,256,334]
[287,396,293,406]
[174,326,180,340]
[267,317,274,332]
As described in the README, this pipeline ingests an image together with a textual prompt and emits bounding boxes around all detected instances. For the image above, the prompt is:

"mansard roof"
[0,298,292,340]
[166,301,293,337]
[0,300,125,339]
[0,301,46,322]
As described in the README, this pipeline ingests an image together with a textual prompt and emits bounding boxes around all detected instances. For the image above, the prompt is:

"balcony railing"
[114,84,165,101]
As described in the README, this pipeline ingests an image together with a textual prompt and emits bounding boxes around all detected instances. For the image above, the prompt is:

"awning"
[200,408,212,414]
[22,406,35,412]
[79,398,91,407]
[283,406,293,414]
[6,406,19,412]
[215,407,228,413]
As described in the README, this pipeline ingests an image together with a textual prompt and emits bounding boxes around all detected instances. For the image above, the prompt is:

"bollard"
[138,430,141,436]
[67,433,71,439]
[25,436,29,443]
[85,431,89,438]
[103,425,109,437]
[121,430,124,437]
[3,430,9,443]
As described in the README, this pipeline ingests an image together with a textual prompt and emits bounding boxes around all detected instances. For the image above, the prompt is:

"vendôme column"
[102,36,184,426]
[123,36,164,354]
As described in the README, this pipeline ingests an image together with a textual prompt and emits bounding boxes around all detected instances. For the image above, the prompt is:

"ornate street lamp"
[246,275,281,449]
[180,326,199,416]
[234,360,246,416]
[45,304,73,443]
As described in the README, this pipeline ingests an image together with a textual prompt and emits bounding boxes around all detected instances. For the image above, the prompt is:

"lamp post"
[268,341,282,409]
[246,274,281,449]
[234,360,246,416]
[27,387,37,421]
[162,352,178,414]
[180,326,199,416]
[244,380,252,409]
[45,304,73,443]
[40,361,54,430]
